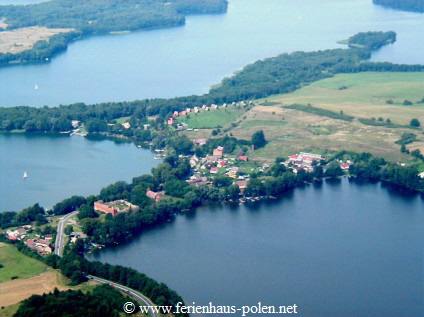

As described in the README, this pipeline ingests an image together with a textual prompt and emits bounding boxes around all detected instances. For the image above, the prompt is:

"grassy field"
[263,72,424,126]
[176,107,245,129]
[229,104,415,162]
[0,243,47,282]
[115,116,132,124]
[0,26,74,54]
[0,243,98,310]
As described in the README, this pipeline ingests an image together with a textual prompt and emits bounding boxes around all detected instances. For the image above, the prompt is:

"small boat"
[34,84,39,90]
[23,171,28,179]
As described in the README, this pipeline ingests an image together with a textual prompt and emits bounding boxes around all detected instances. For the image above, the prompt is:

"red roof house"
[146,189,164,202]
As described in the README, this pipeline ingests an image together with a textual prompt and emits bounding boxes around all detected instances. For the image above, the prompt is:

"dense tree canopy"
[14,285,132,317]
[373,0,424,13]
[0,0,228,64]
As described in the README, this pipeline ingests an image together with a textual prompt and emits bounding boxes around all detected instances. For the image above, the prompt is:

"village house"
[210,167,219,174]
[70,232,88,243]
[194,107,199,113]
[218,160,227,167]
[194,138,207,145]
[71,120,80,128]
[26,239,52,255]
[167,117,175,125]
[238,155,248,161]
[180,111,187,116]
[190,156,200,168]
[146,189,164,202]
[94,200,139,216]
[211,104,218,109]
[173,111,179,117]
[213,146,224,158]
[202,105,207,110]
[186,108,191,113]
[340,163,351,170]
[143,124,151,130]
[234,180,248,194]
[122,122,131,129]
[227,167,240,178]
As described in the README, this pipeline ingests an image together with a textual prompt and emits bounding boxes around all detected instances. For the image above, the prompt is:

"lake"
[0,0,423,107]
[0,134,158,211]
[88,178,424,317]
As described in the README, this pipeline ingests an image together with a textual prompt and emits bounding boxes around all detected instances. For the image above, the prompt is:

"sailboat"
[34,84,39,90]
[23,171,28,179]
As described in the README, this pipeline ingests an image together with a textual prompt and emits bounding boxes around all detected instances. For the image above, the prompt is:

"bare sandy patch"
[0,271,70,307]
[0,26,74,54]
[408,142,424,153]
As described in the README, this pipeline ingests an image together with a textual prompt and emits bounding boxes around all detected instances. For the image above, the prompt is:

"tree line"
[14,285,132,317]
[0,0,228,65]
[373,0,424,13]
[0,236,188,317]
[2,31,424,132]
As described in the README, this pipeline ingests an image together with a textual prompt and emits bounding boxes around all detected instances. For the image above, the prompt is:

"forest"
[373,0,424,13]
[0,236,188,317]
[347,31,396,50]
[0,0,228,32]
[0,0,227,64]
[14,285,132,317]
[1,31,423,133]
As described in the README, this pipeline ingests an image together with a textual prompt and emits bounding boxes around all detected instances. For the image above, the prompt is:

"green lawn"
[265,72,424,125]
[0,243,47,282]
[176,108,245,129]
[115,116,132,124]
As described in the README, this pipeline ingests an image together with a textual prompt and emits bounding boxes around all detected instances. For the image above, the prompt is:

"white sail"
[35,84,39,90]
[23,171,28,179]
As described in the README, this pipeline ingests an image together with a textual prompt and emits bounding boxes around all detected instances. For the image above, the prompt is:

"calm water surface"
[0,134,157,211]
[0,0,423,107]
[88,179,424,317]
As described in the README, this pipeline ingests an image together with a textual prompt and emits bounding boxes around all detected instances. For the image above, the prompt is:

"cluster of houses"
[166,102,242,126]
[3,225,54,256]
[186,146,253,192]
[284,152,351,173]
[25,238,53,256]
[4,226,34,241]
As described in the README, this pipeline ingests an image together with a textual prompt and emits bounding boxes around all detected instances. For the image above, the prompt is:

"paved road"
[54,210,79,256]
[88,275,159,317]
[54,210,159,316]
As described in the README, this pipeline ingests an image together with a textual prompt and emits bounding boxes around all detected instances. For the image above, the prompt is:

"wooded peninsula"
[373,0,424,13]
[0,0,228,64]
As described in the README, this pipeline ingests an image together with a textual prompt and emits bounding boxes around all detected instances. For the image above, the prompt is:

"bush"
[410,118,421,127]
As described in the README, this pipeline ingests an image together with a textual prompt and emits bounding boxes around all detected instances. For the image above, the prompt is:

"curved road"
[87,275,159,317]
[54,210,159,316]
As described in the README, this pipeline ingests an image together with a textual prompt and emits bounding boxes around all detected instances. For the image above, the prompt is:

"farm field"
[0,243,98,309]
[228,105,414,162]
[0,26,74,54]
[263,72,424,126]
